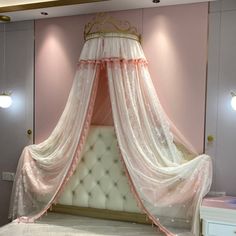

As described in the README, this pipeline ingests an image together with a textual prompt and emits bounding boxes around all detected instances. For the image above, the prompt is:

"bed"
[0,126,164,236]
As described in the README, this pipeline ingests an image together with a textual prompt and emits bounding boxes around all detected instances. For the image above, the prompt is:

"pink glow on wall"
[35,3,208,152]
[35,15,92,142]
[142,3,208,153]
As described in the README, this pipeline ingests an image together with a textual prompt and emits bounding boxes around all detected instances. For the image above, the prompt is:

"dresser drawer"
[207,222,236,236]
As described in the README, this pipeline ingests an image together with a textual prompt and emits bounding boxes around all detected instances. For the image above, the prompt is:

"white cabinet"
[200,197,236,236]
[208,221,236,236]
[202,220,236,236]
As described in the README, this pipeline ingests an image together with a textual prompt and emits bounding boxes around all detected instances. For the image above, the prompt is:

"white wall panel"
[0,21,34,226]
[206,0,236,195]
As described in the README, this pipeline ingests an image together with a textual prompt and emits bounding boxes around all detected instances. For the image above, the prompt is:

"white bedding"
[0,213,163,236]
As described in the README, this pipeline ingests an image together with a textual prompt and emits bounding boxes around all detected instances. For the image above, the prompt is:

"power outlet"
[207,191,226,197]
[2,172,15,181]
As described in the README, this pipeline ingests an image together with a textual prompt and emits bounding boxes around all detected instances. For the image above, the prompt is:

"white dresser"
[200,196,236,236]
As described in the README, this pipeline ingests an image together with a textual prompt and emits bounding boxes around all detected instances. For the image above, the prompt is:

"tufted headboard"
[52,126,149,224]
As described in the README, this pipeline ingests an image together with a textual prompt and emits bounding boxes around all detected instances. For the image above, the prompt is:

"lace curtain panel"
[9,33,212,236]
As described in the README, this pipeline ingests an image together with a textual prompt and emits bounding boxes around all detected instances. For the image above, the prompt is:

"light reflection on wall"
[37,24,72,82]
[35,23,75,143]
[142,4,208,153]
[143,14,186,111]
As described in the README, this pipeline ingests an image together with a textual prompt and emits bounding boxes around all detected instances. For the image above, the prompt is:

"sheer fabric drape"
[9,33,212,236]
[107,58,211,236]
[9,62,100,221]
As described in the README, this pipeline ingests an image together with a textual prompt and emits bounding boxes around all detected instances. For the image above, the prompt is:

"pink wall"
[35,3,208,153]
[142,4,208,153]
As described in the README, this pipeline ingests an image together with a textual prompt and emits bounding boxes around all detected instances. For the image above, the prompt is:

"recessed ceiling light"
[0,15,11,22]
[41,12,48,16]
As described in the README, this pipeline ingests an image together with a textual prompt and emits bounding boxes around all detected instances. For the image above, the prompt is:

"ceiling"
[0,0,55,7]
[0,0,215,22]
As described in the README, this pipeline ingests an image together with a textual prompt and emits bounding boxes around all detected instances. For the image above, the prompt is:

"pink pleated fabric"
[9,32,212,236]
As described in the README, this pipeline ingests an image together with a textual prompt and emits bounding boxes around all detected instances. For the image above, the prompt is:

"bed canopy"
[9,13,212,236]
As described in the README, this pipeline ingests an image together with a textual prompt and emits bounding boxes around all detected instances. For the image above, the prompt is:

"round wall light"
[0,92,12,108]
[231,91,236,111]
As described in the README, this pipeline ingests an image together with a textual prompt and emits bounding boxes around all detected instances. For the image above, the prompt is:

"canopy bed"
[2,13,212,236]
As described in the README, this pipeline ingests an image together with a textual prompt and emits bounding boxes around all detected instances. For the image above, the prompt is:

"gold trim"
[85,32,140,42]
[0,0,108,14]
[52,204,151,225]
[0,15,11,22]
[84,13,141,41]
[231,91,236,97]
[0,92,12,96]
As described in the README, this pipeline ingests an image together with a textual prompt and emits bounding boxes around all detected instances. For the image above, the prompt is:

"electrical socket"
[207,191,226,197]
[2,172,15,181]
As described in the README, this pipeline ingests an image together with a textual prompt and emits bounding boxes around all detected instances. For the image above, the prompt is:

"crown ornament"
[84,13,141,41]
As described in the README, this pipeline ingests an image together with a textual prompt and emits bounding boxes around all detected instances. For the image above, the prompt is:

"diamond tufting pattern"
[58,126,141,213]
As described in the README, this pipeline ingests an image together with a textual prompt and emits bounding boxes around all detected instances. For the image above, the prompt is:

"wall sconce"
[231,91,236,111]
[0,92,12,108]
[0,16,13,109]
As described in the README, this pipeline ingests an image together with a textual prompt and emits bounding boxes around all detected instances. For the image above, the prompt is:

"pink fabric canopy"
[9,29,212,236]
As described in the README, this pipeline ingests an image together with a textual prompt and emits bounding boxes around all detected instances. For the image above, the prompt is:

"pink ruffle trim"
[78,57,148,66]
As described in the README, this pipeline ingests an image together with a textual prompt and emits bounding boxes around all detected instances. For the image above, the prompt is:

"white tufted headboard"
[53,126,148,224]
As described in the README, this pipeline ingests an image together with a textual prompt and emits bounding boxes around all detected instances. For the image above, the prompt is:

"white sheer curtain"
[107,58,211,236]
[9,33,212,236]
[9,62,100,222]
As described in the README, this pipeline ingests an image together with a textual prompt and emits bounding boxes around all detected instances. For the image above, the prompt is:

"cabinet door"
[208,222,236,236]
[0,21,34,226]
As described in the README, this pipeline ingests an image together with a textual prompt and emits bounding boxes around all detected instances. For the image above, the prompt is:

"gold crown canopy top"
[84,13,141,42]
